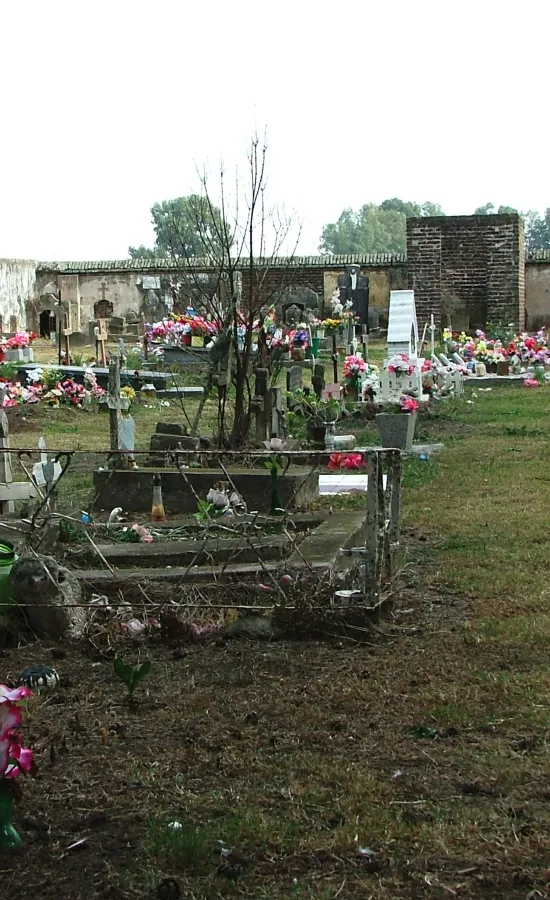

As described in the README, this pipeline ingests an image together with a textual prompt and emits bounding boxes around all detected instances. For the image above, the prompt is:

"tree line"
[129,197,550,261]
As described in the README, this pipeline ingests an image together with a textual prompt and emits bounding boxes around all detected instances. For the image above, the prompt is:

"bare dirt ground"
[1,534,549,900]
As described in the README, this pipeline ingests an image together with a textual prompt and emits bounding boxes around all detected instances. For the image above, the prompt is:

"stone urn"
[292,344,305,361]
[375,412,417,451]
[496,360,510,376]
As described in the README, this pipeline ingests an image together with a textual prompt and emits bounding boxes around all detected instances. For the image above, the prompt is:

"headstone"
[70,331,88,347]
[286,366,303,409]
[311,363,326,399]
[270,387,285,438]
[337,264,369,326]
[387,290,419,359]
[155,422,186,436]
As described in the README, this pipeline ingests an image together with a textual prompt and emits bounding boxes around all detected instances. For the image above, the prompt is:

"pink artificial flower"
[340,453,363,470]
[343,354,367,380]
[4,739,34,778]
[328,453,347,470]
[0,738,10,774]
[401,396,419,412]
[0,703,22,742]
[328,452,363,470]
[523,378,540,387]
[0,685,32,705]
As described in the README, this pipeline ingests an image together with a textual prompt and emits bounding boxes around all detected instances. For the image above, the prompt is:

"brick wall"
[406,215,525,330]
[525,255,550,329]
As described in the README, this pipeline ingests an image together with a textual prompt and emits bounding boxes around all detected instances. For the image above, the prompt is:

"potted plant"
[375,395,419,451]
[343,354,366,402]
[290,390,340,444]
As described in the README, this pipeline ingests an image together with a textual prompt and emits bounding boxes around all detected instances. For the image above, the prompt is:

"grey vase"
[375,412,416,450]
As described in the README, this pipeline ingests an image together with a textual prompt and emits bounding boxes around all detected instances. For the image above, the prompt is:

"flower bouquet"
[386,353,415,376]
[343,354,366,401]
[2,331,37,362]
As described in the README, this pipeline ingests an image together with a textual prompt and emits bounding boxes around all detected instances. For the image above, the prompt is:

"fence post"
[365,452,379,603]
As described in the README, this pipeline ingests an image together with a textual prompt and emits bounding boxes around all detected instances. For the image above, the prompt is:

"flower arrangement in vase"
[343,354,366,401]
[375,394,419,450]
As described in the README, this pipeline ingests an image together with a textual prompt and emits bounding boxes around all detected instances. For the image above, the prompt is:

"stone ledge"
[92,466,318,514]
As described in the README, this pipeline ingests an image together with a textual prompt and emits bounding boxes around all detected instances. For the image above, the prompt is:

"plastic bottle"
[151,474,166,522]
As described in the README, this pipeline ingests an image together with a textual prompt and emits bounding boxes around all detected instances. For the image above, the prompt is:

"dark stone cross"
[311,363,326,399]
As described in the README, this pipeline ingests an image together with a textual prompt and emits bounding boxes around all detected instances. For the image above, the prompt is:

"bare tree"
[162,133,301,447]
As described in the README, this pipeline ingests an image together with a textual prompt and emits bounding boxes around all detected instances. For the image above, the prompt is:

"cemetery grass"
[1,383,550,895]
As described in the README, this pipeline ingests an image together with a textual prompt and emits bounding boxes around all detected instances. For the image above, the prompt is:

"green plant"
[113,657,151,696]
[194,499,224,524]
[42,368,62,390]
[125,350,143,371]
[72,352,84,366]
[146,818,211,873]
[289,390,340,423]
[0,363,19,382]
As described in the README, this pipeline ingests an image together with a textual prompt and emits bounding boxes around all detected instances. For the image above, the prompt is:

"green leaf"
[129,660,152,695]
[114,656,151,695]
[114,657,132,686]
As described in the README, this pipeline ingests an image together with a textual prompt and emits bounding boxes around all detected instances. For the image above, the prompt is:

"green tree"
[128,195,228,260]
[525,209,550,253]
[128,244,162,259]
[318,199,444,255]
[474,203,519,215]
[473,204,550,252]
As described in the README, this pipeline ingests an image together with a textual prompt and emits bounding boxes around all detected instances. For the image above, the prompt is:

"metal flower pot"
[375,412,417,450]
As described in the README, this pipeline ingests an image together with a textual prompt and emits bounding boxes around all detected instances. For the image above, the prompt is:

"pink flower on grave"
[4,739,34,779]
[130,523,154,543]
[523,378,540,387]
[0,702,22,742]
[0,684,33,780]
[0,685,32,706]
[328,453,363,470]
[400,395,419,412]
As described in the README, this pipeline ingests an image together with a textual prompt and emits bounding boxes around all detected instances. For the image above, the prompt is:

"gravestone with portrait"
[337,264,369,327]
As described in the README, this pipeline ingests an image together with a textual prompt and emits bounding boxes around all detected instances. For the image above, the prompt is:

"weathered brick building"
[406,214,525,330]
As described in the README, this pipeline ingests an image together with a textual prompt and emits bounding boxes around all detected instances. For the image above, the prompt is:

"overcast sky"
[1,0,548,262]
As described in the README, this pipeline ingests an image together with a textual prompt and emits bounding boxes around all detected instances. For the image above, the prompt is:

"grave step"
[75,534,291,568]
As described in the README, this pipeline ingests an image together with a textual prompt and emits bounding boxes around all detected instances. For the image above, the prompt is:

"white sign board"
[387,290,419,357]
[142,275,161,291]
